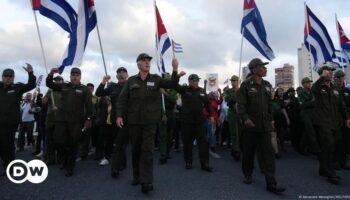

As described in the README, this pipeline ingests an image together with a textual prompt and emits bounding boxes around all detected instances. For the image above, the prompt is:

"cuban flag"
[59,0,97,74]
[241,0,275,61]
[155,2,171,76]
[172,40,184,53]
[333,50,349,69]
[37,0,77,34]
[304,5,335,72]
[337,19,350,61]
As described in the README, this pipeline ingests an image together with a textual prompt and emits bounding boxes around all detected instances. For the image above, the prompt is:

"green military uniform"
[225,75,241,158]
[333,70,350,169]
[312,75,347,180]
[116,71,178,186]
[298,78,320,154]
[174,75,212,169]
[0,69,36,168]
[45,89,63,164]
[46,72,92,175]
[237,77,277,187]
[159,89,177,163]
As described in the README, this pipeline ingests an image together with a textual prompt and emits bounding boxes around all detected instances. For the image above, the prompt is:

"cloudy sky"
[1,0,350,92]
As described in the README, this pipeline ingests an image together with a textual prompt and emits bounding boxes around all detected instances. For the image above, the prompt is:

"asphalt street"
[0,144,349,200]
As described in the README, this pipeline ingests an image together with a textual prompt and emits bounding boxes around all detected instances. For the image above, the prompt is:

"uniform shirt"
[46,75,92,123]
[96,82,125,124]
[236,77,273,132]
[311,77,348,129]
[225,88,238,112]
[0,72,36,125]
[117,71,179,125]
[174,86,212,124]
[298,88,314,117]
[21,102,35,122]
[334,84,350,122]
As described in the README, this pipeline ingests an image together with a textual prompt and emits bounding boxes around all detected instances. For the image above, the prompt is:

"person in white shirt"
[17,93,35,152]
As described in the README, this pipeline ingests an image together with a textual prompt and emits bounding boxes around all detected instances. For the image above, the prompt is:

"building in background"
[275,63,294,91]
[298,43,321,85]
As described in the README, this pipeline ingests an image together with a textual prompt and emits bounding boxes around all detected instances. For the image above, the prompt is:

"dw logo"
[6,159,48,184]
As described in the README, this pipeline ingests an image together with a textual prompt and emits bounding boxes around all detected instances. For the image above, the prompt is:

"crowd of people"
[0,55,349,195]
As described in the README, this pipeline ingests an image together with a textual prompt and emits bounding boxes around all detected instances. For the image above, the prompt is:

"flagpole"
[304,2,314,80]
[238,28,244,84]
[154,0,166,113]
[95,23,108,76]
[171,40,176,59]
[29,0,57,110]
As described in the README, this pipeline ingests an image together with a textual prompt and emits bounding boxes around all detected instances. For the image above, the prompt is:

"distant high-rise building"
[275,64,294,91]
[298,43,319,85]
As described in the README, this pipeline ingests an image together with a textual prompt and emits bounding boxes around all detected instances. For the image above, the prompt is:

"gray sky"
[1,0,350,92]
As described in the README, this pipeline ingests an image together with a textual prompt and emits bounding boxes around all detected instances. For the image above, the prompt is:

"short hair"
[87,83,94,88]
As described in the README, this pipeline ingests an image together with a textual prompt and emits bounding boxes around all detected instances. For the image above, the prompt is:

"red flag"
[32,0,41,10]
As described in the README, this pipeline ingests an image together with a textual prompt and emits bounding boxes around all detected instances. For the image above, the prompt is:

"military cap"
[136,53,152,62]
[70,67,81,75]
[317,62,336,75]
[248,58,269,70]
[334,70,346,78]
[230,75,239,81]
[2,68,15,77]
[116,67,127,73]
[53,75,63,81]
[188,74,200,81]
[301,77,312,84]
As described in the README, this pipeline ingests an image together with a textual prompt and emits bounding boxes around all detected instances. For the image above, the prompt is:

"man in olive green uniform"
[116,53,179,193]
[174,74,214,172]
[225,75,241,161]
[46,67,92,177]
[333,70,350,170]
[298,77,320,155]
[312,64,350,184]
[159,78,177,164]
[0,65,36,173]
[237,58,285,194]
[96,67,129,178]
[44,76,64,165]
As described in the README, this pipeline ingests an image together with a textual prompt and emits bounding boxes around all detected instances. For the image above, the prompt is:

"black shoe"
[185,162,192,170]
[141,183,154,194]
[340,164,350,170]
[275,153,282,159]
[334,163,341,170]
[266,185,286,194]
[327,176,340,185]
[201,164,213,172]
[231,151,241,161]
[32,151,40,155]
[243,176,252,184]
[111,169,119,178]
[65,169,73,177]
[131,179,139,186]
[159,156,167,164]
[16,148,24,152]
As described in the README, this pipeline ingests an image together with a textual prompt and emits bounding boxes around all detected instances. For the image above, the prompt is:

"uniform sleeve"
[95,83,111,97]
[116,80,129,118]
[19,72,36,93]
[159,71,179,89]
[46,74,63,91]
[236,84,250,121]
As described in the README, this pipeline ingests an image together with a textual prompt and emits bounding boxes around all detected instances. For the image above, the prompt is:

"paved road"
[1,144,349,200]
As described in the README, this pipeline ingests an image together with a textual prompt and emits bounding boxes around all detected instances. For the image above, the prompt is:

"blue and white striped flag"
[333,50,350,69]
[172,40,183,53]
